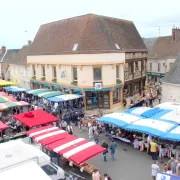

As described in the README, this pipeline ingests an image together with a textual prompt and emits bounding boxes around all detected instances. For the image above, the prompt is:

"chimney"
[1,46,6,54]
[172,27,180,42]
[172,28,175,42]
[28,40,32,49]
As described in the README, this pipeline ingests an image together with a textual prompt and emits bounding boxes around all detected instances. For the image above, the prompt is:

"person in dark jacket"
[101,140,109,162]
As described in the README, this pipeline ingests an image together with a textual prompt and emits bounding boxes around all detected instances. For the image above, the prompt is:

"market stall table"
[13,110,58,128]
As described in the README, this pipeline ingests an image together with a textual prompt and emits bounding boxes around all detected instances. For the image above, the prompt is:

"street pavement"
[73,126,153,180]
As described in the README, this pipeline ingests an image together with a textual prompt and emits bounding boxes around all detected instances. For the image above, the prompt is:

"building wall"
[147,58,176,74]
[27,53,125,88]
[161,82,180,103]
[9,64,30,88]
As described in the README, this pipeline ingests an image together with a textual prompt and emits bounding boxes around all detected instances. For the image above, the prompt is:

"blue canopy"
[97,113,141,128]
[141,108,163,118]
[156,172,180,180]
[125,118,176,137]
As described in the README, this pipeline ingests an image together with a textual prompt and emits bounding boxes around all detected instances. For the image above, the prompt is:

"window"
[116,66,119,79]
[149,63,152,71]
[52,66,57,78]
[135,61,138,70]
[32,65,36,75]
[42,65,45,77]
[158,63,161,72]
[93,67,102,81]
[170,63,174,70]
[72,67,78,81]
[128,63,133,74]
[72,44,78,51]
[113,88,120,104]
[115,43,120,50]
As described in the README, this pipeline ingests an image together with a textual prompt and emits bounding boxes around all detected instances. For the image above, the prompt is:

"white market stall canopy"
[155,102,180,110]
[48,94,83,102]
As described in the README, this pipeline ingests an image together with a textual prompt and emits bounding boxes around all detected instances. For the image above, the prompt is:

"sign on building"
[95,83,102,90]
[60,71,65,78]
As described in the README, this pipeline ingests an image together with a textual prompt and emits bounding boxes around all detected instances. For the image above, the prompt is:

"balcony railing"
[124,71,133,81]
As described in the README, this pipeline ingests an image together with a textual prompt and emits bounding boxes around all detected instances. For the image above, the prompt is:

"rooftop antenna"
[158,26,160,37]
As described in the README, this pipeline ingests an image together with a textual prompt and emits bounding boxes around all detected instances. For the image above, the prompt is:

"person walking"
[150,139,158,160]
[66,124,74,135]
[93,129,99,144]
[151,160,160,180]
[92,169,100,180]
[110,139,117,160]
[101,140,109,162]
[60,119,67,131]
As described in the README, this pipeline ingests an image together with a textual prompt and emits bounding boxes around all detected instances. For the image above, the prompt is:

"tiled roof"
[148,36,180,58]
[163,54,180,84]
[28,14,147,55]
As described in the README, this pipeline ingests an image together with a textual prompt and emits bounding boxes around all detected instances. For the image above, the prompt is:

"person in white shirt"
[151,160,160,180]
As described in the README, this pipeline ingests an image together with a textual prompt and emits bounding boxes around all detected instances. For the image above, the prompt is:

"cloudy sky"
[0,0,180,49]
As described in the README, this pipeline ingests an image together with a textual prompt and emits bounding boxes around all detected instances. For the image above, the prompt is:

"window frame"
[42,65,46,77]
[93,67,102,82]
[157,63,161,72]
[149,63,152,71]
[72,66,78,81]
[116,65,120,79]
[32,65,36,76]
[52,65,57,78]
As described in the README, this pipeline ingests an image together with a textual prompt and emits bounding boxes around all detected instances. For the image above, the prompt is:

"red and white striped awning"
[26,125,70,146]
[26,126,105,164]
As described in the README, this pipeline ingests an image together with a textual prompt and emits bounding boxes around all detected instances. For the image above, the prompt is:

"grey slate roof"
[163,54,180,84]
[143,38,157,52]
[2,49,20,63]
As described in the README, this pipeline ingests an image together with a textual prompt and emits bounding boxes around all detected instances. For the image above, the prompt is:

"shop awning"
[125,119,176,137]
[47,134,105,165]
[50,84,61,88]
[84,87,112,92]
[0,80,17,86]
[26,126,70,146]
[114,84,123,89]
[27,89,52,95]
[38,91,64,99]
[0,121,9,130]
[98,113,141,128]
[13,110,58,128]
[30,80,40,84]
[0,101,29,111]
[48,94,83,102]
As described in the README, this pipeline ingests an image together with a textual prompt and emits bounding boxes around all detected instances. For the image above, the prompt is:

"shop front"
[85,88,111,110]
[31,80,40,89]
[147,72,165,83]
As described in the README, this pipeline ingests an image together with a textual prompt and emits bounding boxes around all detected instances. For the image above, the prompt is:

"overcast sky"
[0,0,180,49]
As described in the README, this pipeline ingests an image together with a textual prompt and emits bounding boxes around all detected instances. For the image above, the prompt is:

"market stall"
[0,101,29,111]
[162,126,180,141]
[125,106,164,118]
[26,126,105,174]
[48,94,83,102]
[27,89,52,96]
[98,112,141,128]
[26,125,70,146]
[38,91,64,99]
[0,80,17,87]
[155,102,180,110]
[13,110,58,128]
[156,172,180,180]
[0,96,17,103]
[0,121,9,131]
[0,92,8,96]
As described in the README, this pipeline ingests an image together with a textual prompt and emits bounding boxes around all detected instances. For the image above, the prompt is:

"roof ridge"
[41,13,133,27]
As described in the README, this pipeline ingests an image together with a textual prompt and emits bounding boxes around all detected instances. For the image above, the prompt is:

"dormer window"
[115,43,120,50]
[72,44,78,51]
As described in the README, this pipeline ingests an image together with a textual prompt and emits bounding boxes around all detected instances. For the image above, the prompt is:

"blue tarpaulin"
[156,172,180,180]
